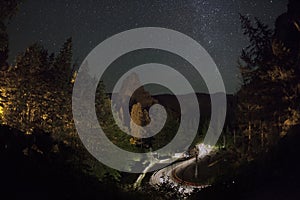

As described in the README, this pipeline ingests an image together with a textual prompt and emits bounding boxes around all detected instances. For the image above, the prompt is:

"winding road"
[150,157,210,192]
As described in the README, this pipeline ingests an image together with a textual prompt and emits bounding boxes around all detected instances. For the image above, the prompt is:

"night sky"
[7,0,287,94]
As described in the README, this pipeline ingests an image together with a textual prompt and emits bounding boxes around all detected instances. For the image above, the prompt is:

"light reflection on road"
[149,143,214,194]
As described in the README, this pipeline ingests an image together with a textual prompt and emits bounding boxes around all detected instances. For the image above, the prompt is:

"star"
[6,0,289,94]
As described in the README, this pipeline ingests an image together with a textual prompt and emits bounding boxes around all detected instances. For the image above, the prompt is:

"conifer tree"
[0,0,20,67]
[53,37,73,86]
[237,13,300,155]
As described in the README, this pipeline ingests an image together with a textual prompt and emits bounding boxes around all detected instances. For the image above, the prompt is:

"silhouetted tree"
[237,8,300,157]
[53,37,73,86]
[0,0,20,68]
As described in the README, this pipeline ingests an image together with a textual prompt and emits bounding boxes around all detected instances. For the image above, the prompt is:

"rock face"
[119,72,141,98]
[114,72,157,130]
[272,0,300,62]
[129,102,152,147]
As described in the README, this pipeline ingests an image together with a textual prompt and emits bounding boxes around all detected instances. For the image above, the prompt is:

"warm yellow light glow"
[71,71,77,84]
[42,113,48,120]
[0,88,6,120]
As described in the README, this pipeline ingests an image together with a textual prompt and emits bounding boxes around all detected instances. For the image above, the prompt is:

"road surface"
[150,156,211,193]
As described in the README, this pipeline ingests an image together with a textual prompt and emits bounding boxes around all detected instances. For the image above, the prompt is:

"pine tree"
[0,0,20,67]
[53,37,73,86]
[237,13,300,156]
[96,81,113,127]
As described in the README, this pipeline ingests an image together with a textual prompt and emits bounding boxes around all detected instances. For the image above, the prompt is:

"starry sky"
[7,0,288,94]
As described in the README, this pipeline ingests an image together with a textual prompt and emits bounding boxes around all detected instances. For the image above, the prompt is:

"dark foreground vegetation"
[1,124,300,199]
[190,125,300,200]
[0,125,135,200]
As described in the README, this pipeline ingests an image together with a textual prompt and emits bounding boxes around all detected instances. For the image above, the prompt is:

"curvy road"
[150,156,211,193]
